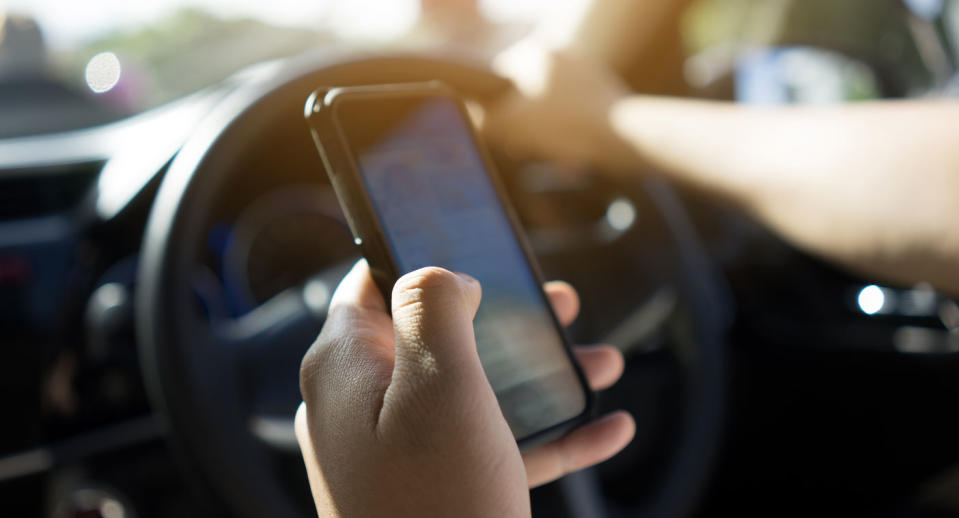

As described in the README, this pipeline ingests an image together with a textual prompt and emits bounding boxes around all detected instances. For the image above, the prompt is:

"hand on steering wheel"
[295,260,635,516]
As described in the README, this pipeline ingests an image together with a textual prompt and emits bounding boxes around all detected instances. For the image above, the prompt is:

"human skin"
[486,44,959,296]
[296,261,635,517]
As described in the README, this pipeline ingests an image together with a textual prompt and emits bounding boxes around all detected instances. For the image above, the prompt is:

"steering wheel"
[136,52,729,517]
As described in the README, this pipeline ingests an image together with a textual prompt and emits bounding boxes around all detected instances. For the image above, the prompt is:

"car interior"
[2,0,959,516]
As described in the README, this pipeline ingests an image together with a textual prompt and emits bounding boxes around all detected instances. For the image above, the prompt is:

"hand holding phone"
[295,259,634,516]
[296,83,635,516]
[305,81,592,445]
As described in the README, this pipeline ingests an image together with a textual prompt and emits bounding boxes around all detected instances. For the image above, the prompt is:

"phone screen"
[335,95,587,439]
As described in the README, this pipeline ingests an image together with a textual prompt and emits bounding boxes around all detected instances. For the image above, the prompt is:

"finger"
[328,259,386,313]
[301,259,388,391]
[573,344,625,391]
[294,403,321,499]
[522,411,635,488]
[300,259,394,422]
[295,403,337,516]
[544,281,579,326]
[387,267,485,398]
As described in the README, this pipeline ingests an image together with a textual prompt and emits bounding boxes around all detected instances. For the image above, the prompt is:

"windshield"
[0,0,558,137]
[4,1,957,138]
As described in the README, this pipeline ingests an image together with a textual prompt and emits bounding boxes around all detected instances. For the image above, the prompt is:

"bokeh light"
[84,51,121,93]
[857,285,885,315]
[606,198,637,231]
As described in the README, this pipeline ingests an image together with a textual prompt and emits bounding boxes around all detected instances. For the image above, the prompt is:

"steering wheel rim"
[136,50,728,517]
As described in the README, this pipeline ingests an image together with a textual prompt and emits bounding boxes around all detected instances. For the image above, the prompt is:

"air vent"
[0,162,102,221]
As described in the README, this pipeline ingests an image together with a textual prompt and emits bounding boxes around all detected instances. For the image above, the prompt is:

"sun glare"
[326,0,420,41]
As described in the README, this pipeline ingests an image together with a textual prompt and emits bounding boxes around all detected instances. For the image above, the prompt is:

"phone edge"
[303,83,595,450]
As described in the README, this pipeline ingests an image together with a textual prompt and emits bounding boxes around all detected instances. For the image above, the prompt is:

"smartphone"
[304,81,591,447]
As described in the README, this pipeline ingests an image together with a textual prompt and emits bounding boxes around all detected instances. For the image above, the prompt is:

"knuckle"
[393,267,461,309]
[397,266,459,292]
[299,304,360,397]
[299,335,333,402]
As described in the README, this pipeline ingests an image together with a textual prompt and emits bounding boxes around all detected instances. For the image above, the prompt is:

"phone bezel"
[304,81,593,449]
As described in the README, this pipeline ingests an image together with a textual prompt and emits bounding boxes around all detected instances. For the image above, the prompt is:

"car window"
[0,0,560,137]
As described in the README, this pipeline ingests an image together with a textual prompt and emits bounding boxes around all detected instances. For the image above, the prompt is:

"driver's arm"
[608,97,959,296]
[486,0,959,295]
[488,46,959,295]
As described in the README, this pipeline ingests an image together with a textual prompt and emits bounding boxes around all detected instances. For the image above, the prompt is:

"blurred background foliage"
[2,0,957,124]
[54,9,335,108]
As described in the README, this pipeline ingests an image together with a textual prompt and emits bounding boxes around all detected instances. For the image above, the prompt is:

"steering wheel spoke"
[214,287,320,357]
[211,264,351,418]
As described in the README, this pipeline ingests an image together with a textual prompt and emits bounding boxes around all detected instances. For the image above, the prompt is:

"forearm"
[610,97,959,294]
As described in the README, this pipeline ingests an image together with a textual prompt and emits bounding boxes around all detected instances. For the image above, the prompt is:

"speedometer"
[222,185,357,313]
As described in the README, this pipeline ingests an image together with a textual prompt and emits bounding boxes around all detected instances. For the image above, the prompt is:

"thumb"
[385,267,488,411]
